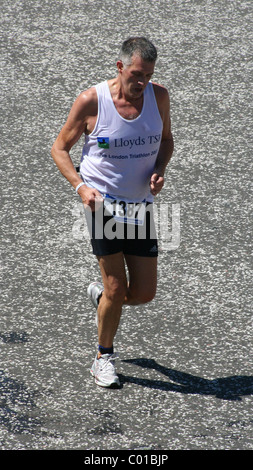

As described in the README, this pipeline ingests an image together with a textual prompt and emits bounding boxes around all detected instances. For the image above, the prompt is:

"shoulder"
[151,82,170,105]
[79,86,98,102]
[151,82,171,120]
[72,86,98,116]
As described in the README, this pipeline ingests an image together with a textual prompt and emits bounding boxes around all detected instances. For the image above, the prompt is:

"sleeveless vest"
[80,80,163,202]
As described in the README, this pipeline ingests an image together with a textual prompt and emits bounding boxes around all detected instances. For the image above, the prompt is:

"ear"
[116,60,124,73]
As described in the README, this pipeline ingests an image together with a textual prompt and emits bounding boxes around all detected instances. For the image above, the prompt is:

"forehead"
[127,54,155,74]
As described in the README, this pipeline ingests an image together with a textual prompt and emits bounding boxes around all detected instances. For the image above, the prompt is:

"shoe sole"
[90,369,120,388]
[87,282,103,309]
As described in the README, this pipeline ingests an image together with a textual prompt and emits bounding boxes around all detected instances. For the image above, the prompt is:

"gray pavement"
[1,0,252,453]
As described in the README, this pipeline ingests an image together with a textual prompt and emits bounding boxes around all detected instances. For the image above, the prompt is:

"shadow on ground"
[0,370,41,434]
[119,358,253,401]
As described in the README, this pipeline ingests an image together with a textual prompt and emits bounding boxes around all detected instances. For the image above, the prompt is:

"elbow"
[51,141,58,161]
[51,142,55,156]
[171,135,174,152]
[167,133,174,154]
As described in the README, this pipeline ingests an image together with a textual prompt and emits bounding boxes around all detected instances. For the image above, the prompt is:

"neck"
[111,76,144,104]
[108,77,144,120]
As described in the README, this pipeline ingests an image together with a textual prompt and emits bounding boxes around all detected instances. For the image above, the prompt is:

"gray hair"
[119,37,157,66]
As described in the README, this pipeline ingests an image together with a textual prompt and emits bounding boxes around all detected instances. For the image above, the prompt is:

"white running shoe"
[87,281,104,326]
[90,353,120,388]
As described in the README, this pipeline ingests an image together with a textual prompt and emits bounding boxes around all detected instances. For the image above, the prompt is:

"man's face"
[117,54,155,100]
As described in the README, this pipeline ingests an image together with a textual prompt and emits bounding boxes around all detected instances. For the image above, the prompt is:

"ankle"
[97,344,114,358]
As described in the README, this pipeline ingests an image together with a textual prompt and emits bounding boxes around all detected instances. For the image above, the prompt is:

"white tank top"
[80,80,163,202]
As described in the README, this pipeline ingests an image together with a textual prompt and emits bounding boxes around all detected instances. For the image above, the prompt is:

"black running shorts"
[85,202,158,257]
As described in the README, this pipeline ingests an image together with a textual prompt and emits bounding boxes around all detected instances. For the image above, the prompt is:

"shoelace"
[99,353,118,371]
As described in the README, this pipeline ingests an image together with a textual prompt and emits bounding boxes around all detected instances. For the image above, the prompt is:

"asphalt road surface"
[1,0,252,454]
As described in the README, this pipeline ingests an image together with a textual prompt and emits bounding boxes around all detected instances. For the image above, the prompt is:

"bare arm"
[51,89,103,210]
[150,85,174,195]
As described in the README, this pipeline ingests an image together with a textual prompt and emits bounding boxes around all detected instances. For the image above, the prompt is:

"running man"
[51,37,174,387]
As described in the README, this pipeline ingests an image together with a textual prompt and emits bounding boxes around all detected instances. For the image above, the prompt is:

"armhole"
[150,82,163,126]
[86,84,100,137]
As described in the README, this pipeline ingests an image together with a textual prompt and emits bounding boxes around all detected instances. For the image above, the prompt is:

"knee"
[104,279,127,305]
[129,286,156,305]
[139,289,156,304]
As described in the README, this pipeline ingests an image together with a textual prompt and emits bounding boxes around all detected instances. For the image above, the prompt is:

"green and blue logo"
[97,137,109,149]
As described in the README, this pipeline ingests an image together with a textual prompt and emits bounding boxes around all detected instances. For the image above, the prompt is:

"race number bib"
[104,194,146,225]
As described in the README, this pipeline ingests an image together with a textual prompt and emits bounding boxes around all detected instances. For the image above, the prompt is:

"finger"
[150,173,159,184]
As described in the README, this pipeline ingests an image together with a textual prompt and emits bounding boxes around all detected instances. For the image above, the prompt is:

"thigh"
[124,254,157,303]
